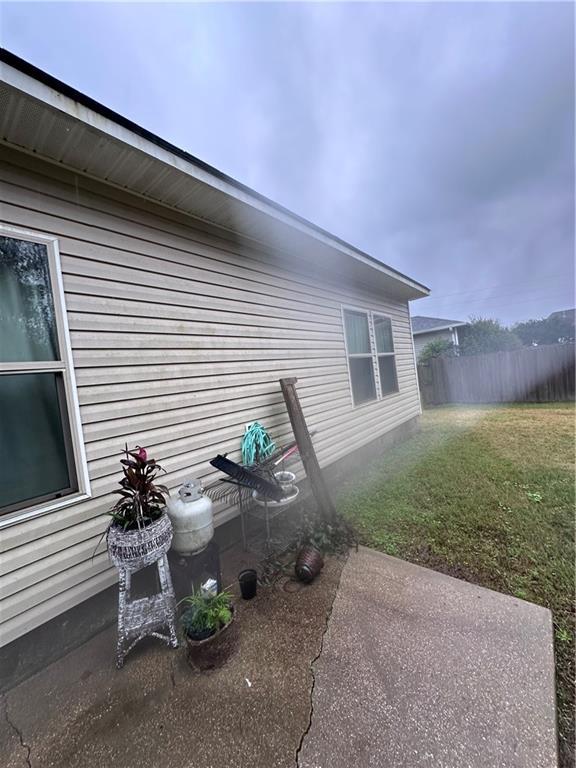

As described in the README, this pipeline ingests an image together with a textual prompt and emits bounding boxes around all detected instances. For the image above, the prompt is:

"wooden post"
[279,377,337,521]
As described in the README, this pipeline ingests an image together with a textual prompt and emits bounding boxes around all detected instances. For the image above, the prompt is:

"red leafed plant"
[109,445,169,530]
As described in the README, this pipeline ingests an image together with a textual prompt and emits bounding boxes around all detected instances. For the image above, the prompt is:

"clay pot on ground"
[184,609,238,671]
[295,546,324,584]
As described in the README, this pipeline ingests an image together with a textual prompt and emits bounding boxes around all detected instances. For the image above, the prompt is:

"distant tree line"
[419,314,575,363]
[512,313,575,346]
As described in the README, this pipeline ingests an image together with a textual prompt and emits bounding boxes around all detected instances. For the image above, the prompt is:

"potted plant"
[106,445,173,568]
[180,589,237,671]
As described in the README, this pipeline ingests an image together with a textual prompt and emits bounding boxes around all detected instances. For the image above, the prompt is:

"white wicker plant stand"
[107,515,178,668]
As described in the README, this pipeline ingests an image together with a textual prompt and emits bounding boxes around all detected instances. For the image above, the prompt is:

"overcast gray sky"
[1,1,574,325]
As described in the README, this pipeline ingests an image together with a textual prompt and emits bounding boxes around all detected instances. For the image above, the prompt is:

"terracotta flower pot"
[185,609,238,671]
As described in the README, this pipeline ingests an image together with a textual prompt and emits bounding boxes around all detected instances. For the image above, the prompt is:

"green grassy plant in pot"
[180,589,237,671]
[106,446,173,568]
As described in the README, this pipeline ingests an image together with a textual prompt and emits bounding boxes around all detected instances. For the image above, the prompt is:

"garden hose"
[241,421,276,466]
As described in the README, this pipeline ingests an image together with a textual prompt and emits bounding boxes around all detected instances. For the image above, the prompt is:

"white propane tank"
[167,479,214,555]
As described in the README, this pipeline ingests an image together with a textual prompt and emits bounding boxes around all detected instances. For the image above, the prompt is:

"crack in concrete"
[295,553,347,768]
[2,694,32,768]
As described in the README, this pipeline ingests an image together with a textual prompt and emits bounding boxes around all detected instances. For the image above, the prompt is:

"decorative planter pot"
[274,471,296,496]
[295,546,324,584]
[107,513,173,568]
[185,609,237,671]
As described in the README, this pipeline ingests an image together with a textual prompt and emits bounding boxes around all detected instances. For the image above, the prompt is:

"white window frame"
[0,224,91,529]
[372,312,399,397]
[341,305,399,408]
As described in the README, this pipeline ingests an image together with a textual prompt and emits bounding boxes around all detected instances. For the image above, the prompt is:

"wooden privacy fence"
[418,343,576,406]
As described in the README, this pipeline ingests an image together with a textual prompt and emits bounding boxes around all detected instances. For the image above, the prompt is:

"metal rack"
[240,484,300,555]
[205,444,300,556]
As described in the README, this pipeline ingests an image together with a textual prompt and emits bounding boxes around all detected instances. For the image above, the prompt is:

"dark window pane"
[374,315,394,354]
[349,357,377,405]
[0,373,77,513]
[0,236,58,362]
[344,310,371,354]
[379,356,398,395]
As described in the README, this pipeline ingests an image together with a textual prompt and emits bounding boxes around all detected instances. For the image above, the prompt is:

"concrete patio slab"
[1,556,344,768]
[298,547,557,768]
[2,546,558,768]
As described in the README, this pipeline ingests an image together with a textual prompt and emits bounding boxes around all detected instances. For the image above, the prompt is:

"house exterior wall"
[413,329,456,360]
[0,148,422,646]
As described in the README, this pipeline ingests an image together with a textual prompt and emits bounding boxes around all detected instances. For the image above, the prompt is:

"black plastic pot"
[238,569,258,600]
[186,626,215,642]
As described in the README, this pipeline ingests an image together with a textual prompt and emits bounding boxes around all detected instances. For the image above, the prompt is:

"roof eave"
[412,322,468,335]
[0,48,429,301]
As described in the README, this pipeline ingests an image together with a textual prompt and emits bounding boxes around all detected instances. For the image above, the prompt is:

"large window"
[0,226,89,521]
[343,308,399,406]
[342,309,377,405]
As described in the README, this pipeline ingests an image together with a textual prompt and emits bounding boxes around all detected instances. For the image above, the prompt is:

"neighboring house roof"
[411,316,468,335]
[0,48,429,301]
[548,309,575,322]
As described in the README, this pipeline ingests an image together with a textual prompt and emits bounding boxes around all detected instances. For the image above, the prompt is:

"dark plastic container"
[238,569,258,600]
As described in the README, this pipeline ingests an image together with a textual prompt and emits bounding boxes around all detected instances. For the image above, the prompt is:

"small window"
[343,309,377,405]
[0,228,88,519]
[342,308,399,406]
[373,314,399,395]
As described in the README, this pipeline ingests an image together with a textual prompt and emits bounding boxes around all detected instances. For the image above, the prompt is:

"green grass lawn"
[337,404,575,766]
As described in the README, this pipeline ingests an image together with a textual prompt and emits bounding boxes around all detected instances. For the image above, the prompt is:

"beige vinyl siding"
[0,147,421,646]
